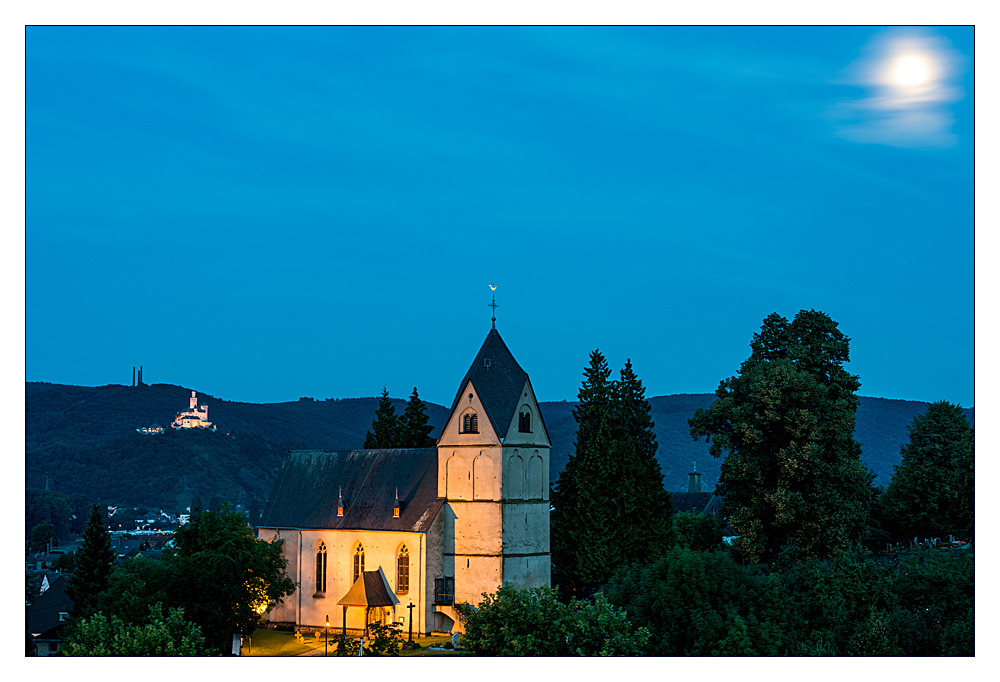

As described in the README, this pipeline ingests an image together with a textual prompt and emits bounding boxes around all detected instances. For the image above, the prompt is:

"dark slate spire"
[445,327,548,443]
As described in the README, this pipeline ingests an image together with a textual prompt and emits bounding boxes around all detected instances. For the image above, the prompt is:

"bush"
[61,603,207,656]
[457,583,648,656]
[605,547,757,655]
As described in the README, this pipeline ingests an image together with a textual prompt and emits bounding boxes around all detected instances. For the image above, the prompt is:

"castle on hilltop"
[171,391,215,430]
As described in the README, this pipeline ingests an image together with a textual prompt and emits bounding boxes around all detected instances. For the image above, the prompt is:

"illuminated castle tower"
[171,391,214,430]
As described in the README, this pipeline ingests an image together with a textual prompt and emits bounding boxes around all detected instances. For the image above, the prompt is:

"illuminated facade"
[258,326,551,636]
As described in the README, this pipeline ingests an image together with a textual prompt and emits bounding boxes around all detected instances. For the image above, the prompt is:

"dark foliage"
[878,401,974,541]
[552,352,674,595]
[25,488,72,541]
[29,523,58,552]
[457,583,649,656]
[689,310,875,562]
[399,387,436,447]
[165,508,297,654]
[66,504,117,620]
[606,545,974,656]
[364,386,401,448]
[674,512,724,551]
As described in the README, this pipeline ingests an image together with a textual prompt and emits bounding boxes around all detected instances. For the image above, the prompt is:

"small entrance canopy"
[337,567,399,636]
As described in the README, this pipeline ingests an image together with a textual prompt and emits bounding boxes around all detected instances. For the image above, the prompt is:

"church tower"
[435,326,551,617]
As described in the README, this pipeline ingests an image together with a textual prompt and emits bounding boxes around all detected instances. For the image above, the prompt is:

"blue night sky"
[25,26,974,408]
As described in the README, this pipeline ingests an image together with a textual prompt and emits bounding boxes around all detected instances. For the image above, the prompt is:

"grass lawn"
[241,630,467,656]
[240,629,325,656]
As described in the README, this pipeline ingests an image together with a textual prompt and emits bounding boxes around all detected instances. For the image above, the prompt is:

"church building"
[258,324,551,635]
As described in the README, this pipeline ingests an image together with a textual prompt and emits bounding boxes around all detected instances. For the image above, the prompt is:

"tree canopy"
[165,508,297,653]
[689,310,874,562]
[551,351,674,595]
[878,401,974,540]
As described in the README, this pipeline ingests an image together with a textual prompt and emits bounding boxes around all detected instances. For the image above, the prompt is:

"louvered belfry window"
[519,410,531,433]
[353,544,365,584]
[462,413,479,433]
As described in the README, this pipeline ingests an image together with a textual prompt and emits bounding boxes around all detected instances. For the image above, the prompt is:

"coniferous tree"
[364,386,400,449]
[551,350,620,594]
[879,401,974,540]
[66,503,116,620]
[613,359,675,561]
[553,352,678,594]
[689,310,875,562]
[399,387,436,447]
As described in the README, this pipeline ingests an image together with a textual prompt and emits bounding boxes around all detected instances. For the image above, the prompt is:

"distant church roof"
[446,327,548,441]
[260,448,442,533]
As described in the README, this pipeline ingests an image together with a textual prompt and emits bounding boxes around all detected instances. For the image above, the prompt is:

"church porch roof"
[337,567,400,608]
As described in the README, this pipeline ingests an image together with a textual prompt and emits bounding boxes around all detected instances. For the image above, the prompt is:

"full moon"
[893,55,930,86]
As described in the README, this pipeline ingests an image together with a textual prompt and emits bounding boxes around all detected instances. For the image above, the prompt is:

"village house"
[258,324,551,636]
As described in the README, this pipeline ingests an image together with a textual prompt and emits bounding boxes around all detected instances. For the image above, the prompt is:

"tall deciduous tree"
[165,508,296,654]
[552,352,674,594]
[66,503,116,619]
[364,386,400,449]
[399,387,436,447]
[878,401,974,540]
[689,310,874,562]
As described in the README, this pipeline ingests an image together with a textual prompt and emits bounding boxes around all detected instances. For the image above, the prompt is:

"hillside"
[25,382,972,510]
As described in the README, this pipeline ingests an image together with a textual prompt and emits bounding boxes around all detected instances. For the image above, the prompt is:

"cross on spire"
[488,283,499,329]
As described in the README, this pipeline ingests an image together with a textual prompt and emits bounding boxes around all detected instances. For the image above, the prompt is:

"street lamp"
[325,615,330,657]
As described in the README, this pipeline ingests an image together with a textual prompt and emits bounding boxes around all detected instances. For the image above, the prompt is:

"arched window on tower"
[519,407,532,433]
[315,541,327,593]
[397,545,409,594]
[462,412,479,433]
[353,543,365,584]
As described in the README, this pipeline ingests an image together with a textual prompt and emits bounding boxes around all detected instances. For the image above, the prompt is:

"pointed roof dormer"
[442,327,548,445]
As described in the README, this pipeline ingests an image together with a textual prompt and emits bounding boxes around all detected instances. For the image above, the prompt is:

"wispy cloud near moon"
[830,28,967,148]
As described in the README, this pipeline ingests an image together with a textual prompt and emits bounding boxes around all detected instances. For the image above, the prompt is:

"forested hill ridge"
[26,381,973,511]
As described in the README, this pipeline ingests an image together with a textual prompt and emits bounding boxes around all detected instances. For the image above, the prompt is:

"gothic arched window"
[315,541,327,593]
[397,545,409,594]
[519,407,532,433]
[462,412,479,434]
[353,544,365,584]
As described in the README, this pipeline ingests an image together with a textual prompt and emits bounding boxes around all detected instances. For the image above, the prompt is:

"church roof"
[446,327,548,442]
[671,492,719,515]
[337,567,400,608]
[259,447,443,533]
